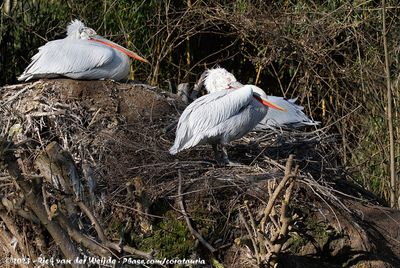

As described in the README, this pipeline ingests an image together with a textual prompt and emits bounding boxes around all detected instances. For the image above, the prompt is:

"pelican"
[169,85,286,165]
[196,67,319,129]
[18,20,148,82]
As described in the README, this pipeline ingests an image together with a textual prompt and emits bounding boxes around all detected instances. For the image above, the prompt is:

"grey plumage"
[18,20,146,82]
[170,85,269,163]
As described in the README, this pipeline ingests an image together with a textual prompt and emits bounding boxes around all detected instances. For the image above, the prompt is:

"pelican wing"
[18,39,114,81]
[256,96,319,129]
[170,87,254,154]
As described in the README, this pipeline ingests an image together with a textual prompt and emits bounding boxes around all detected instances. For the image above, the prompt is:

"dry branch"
[177,169,216,253]
[260,154,295,234]
[77,201,106,242]
[239,154,299,265]
[2,140,80,263]
[239,209,260,265]
[55,212,111,258]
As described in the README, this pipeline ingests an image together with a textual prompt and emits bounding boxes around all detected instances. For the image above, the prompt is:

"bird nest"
[0,80,399,267]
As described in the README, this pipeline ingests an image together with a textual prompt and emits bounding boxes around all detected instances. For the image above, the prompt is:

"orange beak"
[89,36,149,63]
[254,95,287,112]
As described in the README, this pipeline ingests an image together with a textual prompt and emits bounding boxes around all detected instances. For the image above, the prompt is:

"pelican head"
[204,67,241,93]
[80,27,97,40]
[66,20,97,40]
[66,19,148,63]
[249,85,287,112]
[249,85,267,99]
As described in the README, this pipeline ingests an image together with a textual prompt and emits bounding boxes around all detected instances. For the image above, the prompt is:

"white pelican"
[18,20,148,81]
[169,85,286,165]
[198,67,319,129]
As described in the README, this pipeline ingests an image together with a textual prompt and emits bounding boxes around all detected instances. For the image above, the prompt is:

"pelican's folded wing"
[256,96,319,129]
[170,87,254,154]
[18,39,114,81]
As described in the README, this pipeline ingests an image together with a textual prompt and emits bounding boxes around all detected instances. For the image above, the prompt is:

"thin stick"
[3,81,42,104]
[382,0,397,208]
[177,169,216,253]
[77,201,106,242]
[42,185,52,221]
[239,209,260,265]
[77,202,152,259]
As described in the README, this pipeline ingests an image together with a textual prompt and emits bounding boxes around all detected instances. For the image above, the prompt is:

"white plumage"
[202,67,319,129]
[66,19,88,39]
[203,67,238,93]
[18,20,147,82]
[170,85,281,164]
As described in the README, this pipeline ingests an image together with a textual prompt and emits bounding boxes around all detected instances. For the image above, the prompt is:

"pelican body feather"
[18,20,144,81]
[202,67,319,129]
[170,85,268,155]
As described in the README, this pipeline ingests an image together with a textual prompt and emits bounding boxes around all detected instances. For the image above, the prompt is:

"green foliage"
[131,210,194,258]
[234,0,249,13]
[308,221,330,247]
[287,232,308,254]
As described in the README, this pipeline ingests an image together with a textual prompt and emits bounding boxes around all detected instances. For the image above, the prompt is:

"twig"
[177,169,216,253]
[3,81,42,104]
[88,108,102,127]
[244,201,257,239]
[29,111,66,117]
[77,201,106,242]
[42,185,53,221]
[77,202,153,259]
[239,209,260,265]
[55,212,111,258]
[104,241,153,259]
[260,154,295,233]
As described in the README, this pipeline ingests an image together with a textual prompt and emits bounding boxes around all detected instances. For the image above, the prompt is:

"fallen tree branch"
[55,211,111,258]
[2,140,80,263]
[0,198,40,224]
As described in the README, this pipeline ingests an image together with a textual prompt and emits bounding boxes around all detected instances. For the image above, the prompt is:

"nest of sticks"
[0,79,398,267]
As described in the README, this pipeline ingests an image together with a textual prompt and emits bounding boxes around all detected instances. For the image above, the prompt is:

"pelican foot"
[213,144,242,167]
[225,161,243,167]
[215,157,228,167]
[215,157,242,167]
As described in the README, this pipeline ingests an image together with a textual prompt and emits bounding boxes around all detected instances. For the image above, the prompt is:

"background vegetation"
[1,0,400,207]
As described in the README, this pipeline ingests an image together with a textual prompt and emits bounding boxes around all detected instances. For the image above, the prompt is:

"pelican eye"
[88,29,96,35]
[82,27,96,36]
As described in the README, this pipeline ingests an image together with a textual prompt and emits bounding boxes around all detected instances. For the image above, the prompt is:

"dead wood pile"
[0,80,399,267]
